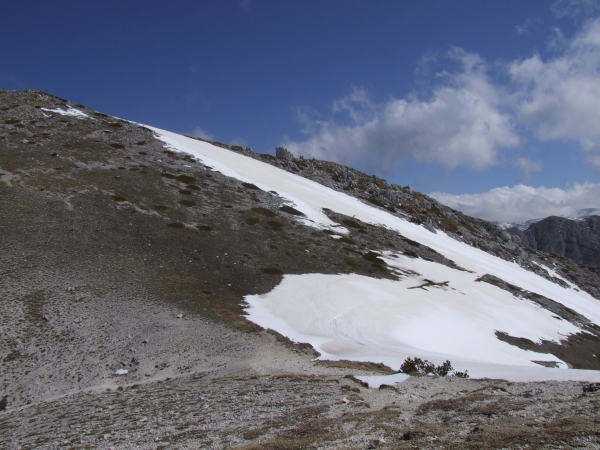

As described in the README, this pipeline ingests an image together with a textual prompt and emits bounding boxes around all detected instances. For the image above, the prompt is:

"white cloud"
[515,17,543,35]
[552,0,600,21]
[510,18,600,168]
[285,16,600,175]
[284,49,519,173]
[430,183,600,223]
[515,157,543,180]
[190,127,214,141]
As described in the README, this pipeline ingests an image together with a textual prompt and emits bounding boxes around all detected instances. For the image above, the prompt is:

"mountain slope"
[508,215,600,276]
[2,89,600,449]
[152,126,600,378]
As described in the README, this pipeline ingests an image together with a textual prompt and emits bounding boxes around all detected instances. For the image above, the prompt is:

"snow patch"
[357,373,410,388]
[41,106,89,119]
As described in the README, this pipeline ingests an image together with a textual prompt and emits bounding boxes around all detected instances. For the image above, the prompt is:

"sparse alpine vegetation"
[399,357,469,378]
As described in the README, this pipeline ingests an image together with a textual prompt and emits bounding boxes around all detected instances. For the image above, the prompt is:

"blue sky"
[2,0,600,222]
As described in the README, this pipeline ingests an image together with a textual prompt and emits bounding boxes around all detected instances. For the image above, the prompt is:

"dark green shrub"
[453,370,469,378]
[113,195,126,202]
[435,360,453,376]
[399,357,466,377]
[400,357,435,375]
[246,217,259,225]
[110,143,125,149]
[167,222,185,228]
[179,200,195,207]
[161,173,176,179]
[196,225,212,231]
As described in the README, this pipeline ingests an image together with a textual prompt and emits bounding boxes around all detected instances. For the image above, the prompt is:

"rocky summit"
[2,89,600,449]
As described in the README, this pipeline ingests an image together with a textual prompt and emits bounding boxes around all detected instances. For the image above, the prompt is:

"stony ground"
[2,371,600,449]
[2,89,600,449]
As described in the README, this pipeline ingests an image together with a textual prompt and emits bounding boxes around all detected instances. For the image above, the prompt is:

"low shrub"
[399,357,469,378]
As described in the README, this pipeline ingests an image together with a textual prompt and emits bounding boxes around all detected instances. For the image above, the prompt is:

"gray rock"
[275,146,294,161]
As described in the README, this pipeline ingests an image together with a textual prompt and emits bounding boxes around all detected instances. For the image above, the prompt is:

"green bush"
[399,357,468,378]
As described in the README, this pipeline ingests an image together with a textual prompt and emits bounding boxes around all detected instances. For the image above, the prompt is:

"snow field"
[149,126,600,382]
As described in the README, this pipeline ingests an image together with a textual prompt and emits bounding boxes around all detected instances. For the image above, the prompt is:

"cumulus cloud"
[190,127,214,141]
[430,183,600,223]
[285,15,600,175]
[510,18,600,169]
[284,49,519,174]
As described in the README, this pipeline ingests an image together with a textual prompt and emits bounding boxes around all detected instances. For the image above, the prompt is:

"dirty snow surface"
[149,126,600,382]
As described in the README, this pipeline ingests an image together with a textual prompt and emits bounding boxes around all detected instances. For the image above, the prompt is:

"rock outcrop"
[508,216,600,276]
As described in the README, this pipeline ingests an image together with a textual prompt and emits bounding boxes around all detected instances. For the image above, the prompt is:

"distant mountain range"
[496,208,600,231]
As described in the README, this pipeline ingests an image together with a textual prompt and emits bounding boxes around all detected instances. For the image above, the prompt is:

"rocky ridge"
[193,137,600,300]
